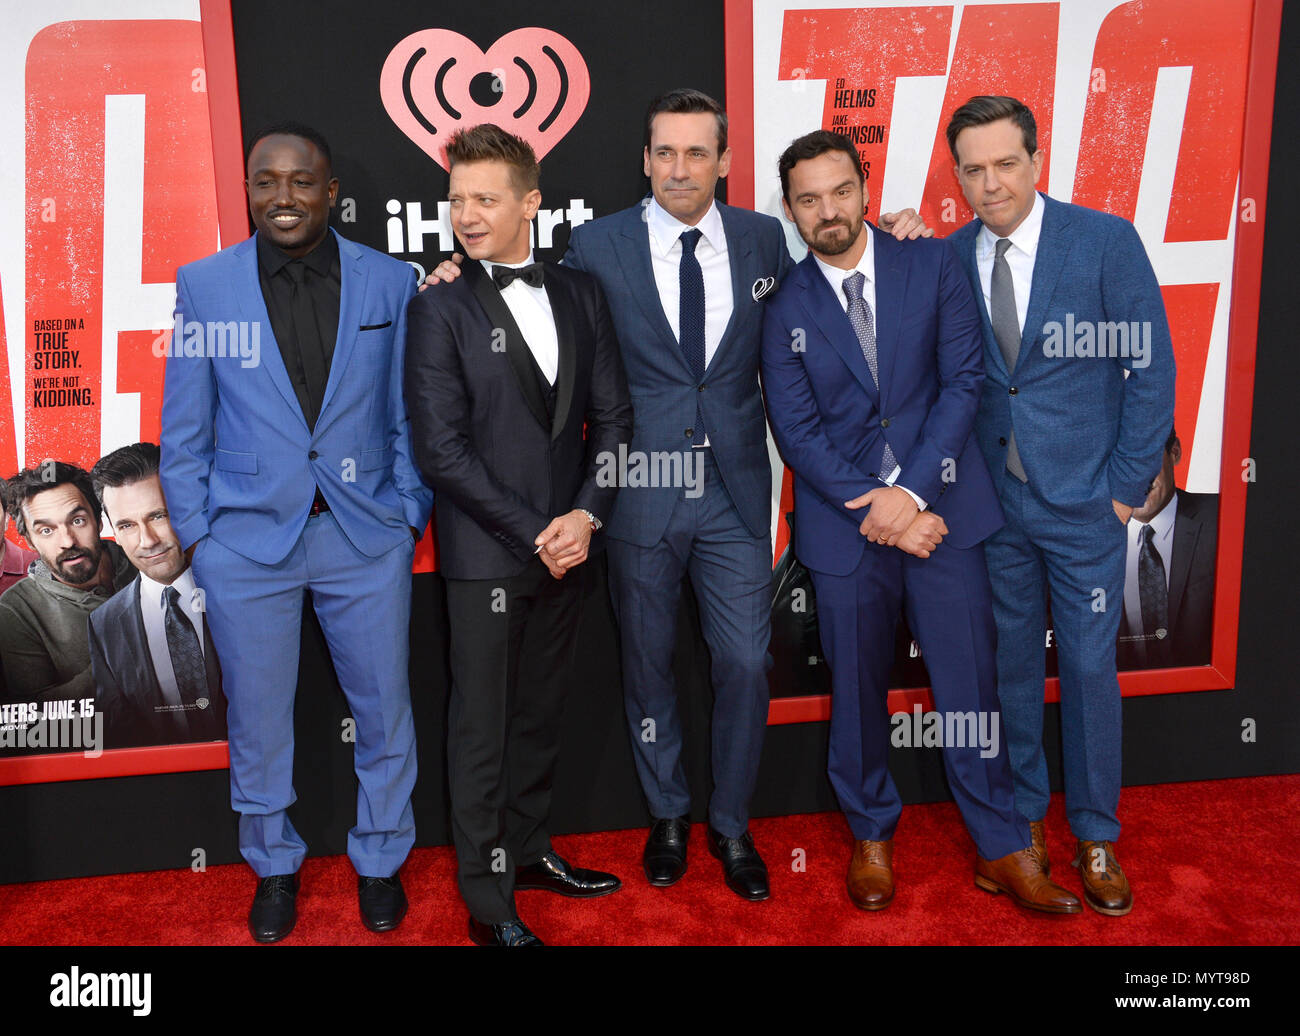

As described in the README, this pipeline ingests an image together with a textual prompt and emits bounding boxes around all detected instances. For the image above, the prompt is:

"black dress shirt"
[256,231,341,431]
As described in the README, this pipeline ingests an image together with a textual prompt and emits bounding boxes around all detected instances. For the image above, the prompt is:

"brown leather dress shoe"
[1028,820,1050,876]
[847,839,894,911]
[1073,840,1133,916]
[975,848,1081,914]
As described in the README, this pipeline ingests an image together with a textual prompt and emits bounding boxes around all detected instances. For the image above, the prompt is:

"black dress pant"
[444,561,581,923]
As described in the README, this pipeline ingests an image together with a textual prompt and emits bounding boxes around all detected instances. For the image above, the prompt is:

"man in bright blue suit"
[946,97,1175,916]
[762,130,1079,915]
[160,123,433,942]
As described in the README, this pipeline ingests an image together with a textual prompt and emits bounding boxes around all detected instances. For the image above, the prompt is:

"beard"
[50,541,103,586]
[804,217,861,256]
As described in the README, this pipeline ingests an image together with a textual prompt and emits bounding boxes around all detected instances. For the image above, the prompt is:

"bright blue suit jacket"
[564,200,793,547]
[948,193,1175,523]
[160,229,433,565]
[761,229,1002,577]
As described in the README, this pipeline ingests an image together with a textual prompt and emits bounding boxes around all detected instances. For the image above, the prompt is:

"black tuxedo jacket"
[404,258,633,580]
[1119,488,1218,668]
[88,576,226,748]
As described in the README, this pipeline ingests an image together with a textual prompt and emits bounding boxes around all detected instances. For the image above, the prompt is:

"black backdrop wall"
[2,0,1296,884]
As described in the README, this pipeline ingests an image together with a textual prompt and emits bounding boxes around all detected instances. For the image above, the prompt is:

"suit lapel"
[464,259,551,434]
[616,205,693,376]
[318,230,366,419]
[1018,194,1072,369]
[872,228,907,415]
[708,202,754,371]
[795,256,879,406]
[546,266,578,442]
[127,579,163,702]
[1167,494,1200,633]
[235,236,309,429]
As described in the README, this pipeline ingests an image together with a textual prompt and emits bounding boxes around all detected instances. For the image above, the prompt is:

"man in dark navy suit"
[405,124,633,946]
[89,443,225,750]
[762,130,1079,915]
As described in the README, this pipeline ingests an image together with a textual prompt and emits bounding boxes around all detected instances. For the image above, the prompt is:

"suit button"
[685,428,694,439]
[698,384,706,392]
[308,450,319,460]
[1009,387,1018,395]
[881,418,891,429]
[999,437,1007,446]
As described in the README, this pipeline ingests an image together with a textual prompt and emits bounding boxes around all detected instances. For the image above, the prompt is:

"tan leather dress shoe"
[847,839,894,911]
[1029,820,1049,876]
[1073,840,1133,916]
[975,848,1081,914]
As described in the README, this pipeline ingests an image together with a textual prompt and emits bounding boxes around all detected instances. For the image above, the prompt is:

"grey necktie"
[990,237,1028,482]
[843,271,897,474]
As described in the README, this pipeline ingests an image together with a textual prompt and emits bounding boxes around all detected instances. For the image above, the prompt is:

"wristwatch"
[580,509,602,532]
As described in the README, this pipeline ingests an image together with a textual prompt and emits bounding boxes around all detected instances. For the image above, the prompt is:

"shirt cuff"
[883,465,927,511]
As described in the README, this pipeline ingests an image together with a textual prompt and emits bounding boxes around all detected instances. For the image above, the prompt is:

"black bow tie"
[492,262,545,290]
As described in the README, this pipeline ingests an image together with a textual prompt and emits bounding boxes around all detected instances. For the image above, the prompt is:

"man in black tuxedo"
[405,124,633,947]
[88,443,226,749]
[1118,429,1217,669]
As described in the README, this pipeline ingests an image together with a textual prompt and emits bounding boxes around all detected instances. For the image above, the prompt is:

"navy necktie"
[679,229,706,446]
[164,586,207,708]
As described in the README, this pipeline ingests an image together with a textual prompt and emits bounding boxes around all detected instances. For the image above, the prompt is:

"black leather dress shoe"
[515,851,622,898]
[707,826,770,901]
[358,874,408,933]
[248,873,299,943]
[468,917,545,946]
[643,816,691,886]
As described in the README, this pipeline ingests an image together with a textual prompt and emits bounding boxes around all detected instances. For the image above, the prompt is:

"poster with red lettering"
[0,3,229,781]
[727,0,1280,722]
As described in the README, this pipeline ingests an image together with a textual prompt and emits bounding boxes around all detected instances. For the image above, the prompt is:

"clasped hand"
[534,510,593,579]
[845,486,948,558]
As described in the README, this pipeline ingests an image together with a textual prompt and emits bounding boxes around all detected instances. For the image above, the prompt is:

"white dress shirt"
[481,252,558,385]
[138,566,204,710]
[1123,493,1178,637]
[646,196,733,372]
[813,224,926,511]
[975,190,1044,334]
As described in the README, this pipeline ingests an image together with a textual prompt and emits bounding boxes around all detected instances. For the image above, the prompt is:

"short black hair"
[245,121,334,174]
[91,443,162,519]
[3,461,99,541]
[945,96,1038,162]
[644,89,728,153]
[778,130,864,204]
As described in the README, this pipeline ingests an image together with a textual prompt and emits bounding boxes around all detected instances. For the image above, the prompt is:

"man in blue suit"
[161,123,433,941]
[946,97,1175,915]
[762,130,1079,914]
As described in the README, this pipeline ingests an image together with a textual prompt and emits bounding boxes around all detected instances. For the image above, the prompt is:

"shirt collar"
[1130,490,1178,547]
[813,222,875,300]
[1,538,31,576]
[138,564,197,611]
[977,190,1045,263]
[480,250,538,279]
[647,195,724,258]
[257,227,338,279]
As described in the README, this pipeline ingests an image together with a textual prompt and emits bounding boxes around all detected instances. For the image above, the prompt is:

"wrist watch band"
[580,509,602,531]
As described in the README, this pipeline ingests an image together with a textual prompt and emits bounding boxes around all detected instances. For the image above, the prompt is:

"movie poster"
[739,0,1266,713]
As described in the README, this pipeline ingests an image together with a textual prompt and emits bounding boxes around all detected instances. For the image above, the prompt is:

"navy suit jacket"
[761,229,1002,577]
[161,229,434,564]
[88,576,226,749]
[404,258,633,581]
[948,193,1175,523]
[564,199,793,547]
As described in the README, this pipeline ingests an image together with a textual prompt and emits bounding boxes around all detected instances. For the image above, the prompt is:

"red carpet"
[1,775,1296,945]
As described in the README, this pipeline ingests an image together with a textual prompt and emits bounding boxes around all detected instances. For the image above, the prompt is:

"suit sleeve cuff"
[884,466,928,511]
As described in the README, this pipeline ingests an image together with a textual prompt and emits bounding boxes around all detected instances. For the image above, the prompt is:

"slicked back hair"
[945,96,1038,161]
[445,124,540,196]
[90,443,162,520]
[644,88,728,154]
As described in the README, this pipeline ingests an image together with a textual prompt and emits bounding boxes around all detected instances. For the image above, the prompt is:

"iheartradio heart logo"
[380,28,590,170]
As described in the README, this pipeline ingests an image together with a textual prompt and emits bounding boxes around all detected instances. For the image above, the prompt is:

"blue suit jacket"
[564,200,793,547]
[761,229,1002,577]
[161,229,433,564]
[948,193,1175,523]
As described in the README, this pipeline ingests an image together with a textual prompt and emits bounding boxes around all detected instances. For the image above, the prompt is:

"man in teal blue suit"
[161,123,433,942]
[947,97,1175,916]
